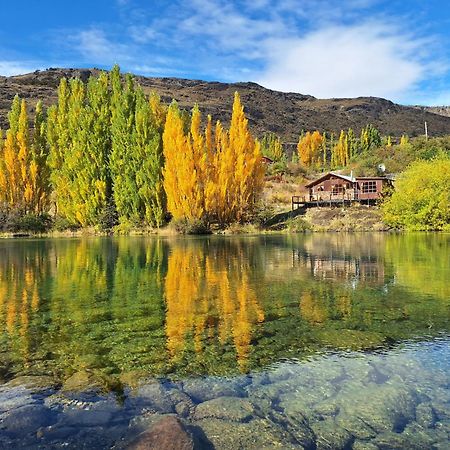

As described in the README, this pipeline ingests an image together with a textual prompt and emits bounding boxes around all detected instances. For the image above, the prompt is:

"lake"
[0,233,449,449]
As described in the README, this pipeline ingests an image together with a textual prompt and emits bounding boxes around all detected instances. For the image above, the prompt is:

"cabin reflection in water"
[292,239,387,287]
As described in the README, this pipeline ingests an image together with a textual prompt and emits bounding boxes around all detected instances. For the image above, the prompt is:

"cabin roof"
[305,172,355,188]
[305,171,391,188]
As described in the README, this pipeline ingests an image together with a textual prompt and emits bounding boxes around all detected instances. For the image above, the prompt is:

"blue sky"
[1,0,450,105]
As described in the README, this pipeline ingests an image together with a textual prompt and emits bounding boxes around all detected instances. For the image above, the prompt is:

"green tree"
[110,66,140,225]
[134,86,165,226]
[382,156,450,230]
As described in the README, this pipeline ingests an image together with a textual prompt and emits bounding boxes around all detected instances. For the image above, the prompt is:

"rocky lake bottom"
[1,338,449,449]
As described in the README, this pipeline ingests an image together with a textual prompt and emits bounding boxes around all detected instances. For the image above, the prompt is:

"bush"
[382,156,450,231]
[172,218,210,235]
[286,217,312,232]
[98,202,119,232]
[53,216,81,232]
[13,214,53,233]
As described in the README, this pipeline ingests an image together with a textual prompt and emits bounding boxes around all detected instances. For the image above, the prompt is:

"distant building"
[261,156,274,164]
[292,171,395,209]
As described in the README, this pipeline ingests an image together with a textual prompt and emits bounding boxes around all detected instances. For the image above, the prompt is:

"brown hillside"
[1,68,450,141]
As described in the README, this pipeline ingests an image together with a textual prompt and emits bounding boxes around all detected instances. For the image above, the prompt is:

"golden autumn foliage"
[164,241,264,371]
[163,102,205,221]
[297,130,324,168]
[0,97,49,213]
[163,92,264,226]
[331,130,350,167]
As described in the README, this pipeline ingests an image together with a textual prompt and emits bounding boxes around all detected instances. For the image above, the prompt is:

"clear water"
[0,234,448,449]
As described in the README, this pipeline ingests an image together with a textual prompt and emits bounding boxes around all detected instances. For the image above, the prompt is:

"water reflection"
[165,240,265,372]
[0,234,449,381]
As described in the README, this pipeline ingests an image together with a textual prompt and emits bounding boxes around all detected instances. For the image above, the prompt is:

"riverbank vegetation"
[0,66,449,234]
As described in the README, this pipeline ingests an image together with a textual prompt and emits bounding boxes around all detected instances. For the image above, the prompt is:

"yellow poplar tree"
[163,102,204,221]
[297,130,324,168]
[226,92,264,223]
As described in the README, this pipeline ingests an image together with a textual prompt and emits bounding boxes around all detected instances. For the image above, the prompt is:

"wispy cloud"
[0,60,42,76]
[257,23,433,101]
[71,28,133,65]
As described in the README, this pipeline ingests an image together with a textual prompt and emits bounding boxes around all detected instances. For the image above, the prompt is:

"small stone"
[127,416,194,450]
[194,396,254,422]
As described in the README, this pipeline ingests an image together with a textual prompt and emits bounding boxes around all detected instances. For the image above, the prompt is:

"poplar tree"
[297,131,323,168]
[110,66,140,224]
[261,132,284,162]
[73,73,111,225]
[30,100,50,213]
[163,101,191,220]
[47,78,71,217]
[219,92,264,223]
[347,128,357,159]
[134,87,165,226]
[332,130,349,167]
[1,96,21,206]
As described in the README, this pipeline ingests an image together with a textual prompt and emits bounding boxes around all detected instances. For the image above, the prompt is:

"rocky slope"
[414,105,450,118]
[2,67,450,141]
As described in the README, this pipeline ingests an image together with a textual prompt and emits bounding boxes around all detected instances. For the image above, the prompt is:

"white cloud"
[75,29,132,64]
[0,60,41,76]
[256,23,432,101]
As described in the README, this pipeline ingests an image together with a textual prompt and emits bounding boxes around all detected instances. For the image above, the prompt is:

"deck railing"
[291,191,380,210]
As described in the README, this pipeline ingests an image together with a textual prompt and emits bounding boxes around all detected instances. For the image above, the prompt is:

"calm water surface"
[0,234,449,449]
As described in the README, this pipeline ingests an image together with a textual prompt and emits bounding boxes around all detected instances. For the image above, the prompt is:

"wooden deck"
[292,194,378,210]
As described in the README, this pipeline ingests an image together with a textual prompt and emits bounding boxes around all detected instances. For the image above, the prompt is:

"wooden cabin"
[292,172,394,209]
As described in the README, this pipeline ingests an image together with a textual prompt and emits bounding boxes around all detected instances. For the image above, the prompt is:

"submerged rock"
[269,409,316,449]
[311,419,353,450]
[0,387,36,414]
[194,396,254,422]
[126,416,194,450]
[336,380,417,435]
[351,441,379,450]
[132,382,175,414]
[182,378,245,403]
[0,404,58,435]
[195,417,298,450]
[4,375,57,393]
[62,370,103,393]
[415,402,437,428]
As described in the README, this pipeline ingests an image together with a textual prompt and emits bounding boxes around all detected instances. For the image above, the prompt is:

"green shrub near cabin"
[382,156,450,231]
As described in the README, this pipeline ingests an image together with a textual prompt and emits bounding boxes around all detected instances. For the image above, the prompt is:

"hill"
[2,67,450,142]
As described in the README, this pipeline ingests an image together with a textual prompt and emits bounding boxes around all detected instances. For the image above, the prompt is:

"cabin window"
[332,185,344,195]
[362,181,377,193]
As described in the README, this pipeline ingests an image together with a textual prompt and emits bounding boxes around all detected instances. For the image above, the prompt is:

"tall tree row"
[1,68,264,230]
[297,125,383,170]
[0,96,50,213]
[163,92,264,225]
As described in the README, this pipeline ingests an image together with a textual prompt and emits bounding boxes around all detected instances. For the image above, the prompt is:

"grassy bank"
[0,205,389,237]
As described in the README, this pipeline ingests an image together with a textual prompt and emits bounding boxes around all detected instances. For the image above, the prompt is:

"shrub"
[382,156,450,231]
[172,218,210,235]
[53,216,81,232]
[98,201,119,232]
[286,217,312,232]
[14,214,52,233]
